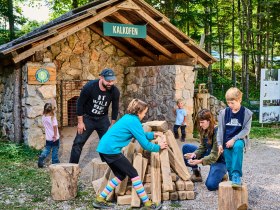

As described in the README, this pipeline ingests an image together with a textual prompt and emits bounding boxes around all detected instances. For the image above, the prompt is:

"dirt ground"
[59,127,280,210]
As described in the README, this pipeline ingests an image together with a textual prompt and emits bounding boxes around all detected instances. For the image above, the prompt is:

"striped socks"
[131,176,149,203]
[100,177,121,199]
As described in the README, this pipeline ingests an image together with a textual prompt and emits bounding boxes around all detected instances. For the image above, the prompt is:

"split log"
[178,191,187,200]
[218,181,248,210]
[165,130,186,167]
[151,152,161,203]
[92,177,103,194]
[117,195,131,205]
[97,167,111,195]
[168,148,190,181]
[106,171,115,201]
[143,121,168,132]
[142,157,148,180]
[159,136,173,192]
[161,192,170,201]
[170,192,178,200]
[175,179,185,191]
[131,153,143,207]
[186,191,195,200]
[49,163,80,200]
[184,181,194,191]
[91,158,108,181]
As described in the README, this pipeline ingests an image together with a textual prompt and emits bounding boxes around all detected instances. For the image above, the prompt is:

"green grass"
[0,140,95,209]
[249,121,280,139]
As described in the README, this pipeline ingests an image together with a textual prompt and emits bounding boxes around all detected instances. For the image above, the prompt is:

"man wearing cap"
[69,68,120,164]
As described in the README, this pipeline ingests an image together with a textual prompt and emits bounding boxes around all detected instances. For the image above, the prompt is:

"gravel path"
[60,128,280,210]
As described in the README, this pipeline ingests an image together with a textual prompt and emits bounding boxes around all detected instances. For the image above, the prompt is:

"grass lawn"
[0,140,95,209]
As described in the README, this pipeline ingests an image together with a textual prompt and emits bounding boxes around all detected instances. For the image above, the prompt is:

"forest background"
[1,0,280,120]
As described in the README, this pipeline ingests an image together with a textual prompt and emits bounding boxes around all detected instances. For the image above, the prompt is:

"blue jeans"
[223,139,244,179]
[70,115,110,163]
[173,125,186,138]
[40,139,60,164]
[182,144,227,191]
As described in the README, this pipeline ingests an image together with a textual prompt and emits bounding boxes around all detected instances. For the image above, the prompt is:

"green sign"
[35,68,50,83]
[103,22,147,38]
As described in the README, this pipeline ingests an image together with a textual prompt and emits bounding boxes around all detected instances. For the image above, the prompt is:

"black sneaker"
[92,198,113,209]
[142,202,162,210]
[38,156,44,168]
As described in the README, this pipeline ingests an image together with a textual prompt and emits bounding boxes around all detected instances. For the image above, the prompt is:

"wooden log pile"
[92,121,195,207]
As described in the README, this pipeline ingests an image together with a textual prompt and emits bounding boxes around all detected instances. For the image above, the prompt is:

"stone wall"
[22,62,57,149]
[209,95,227,120]
[123,65,195,139]
[0,66,15,140]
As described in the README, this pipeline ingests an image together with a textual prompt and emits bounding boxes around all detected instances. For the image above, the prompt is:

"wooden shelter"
[0,0,216,146]
[0,0,216,67]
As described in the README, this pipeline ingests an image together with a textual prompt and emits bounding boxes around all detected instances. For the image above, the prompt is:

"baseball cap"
[99,68,116,81]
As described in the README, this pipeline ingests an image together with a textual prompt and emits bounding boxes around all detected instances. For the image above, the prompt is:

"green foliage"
[0,140,95,209]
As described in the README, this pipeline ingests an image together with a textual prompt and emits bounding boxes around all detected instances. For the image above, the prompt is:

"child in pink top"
[38,103,60,168]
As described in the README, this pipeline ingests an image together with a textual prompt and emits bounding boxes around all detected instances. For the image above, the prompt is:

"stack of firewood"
[92,121,195,207]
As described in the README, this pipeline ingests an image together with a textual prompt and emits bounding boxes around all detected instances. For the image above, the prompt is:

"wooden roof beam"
[101,18,157,61]
[12,1,127,63]
[112,12,173,59]
[136,57,195,66]
[131,3,209,67]
[89,24,141,61]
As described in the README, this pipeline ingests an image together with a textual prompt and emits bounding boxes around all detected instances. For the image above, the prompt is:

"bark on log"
[218,181,248,210]
[49,163,80,200]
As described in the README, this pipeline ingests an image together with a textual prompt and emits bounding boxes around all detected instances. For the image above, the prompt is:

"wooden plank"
[143,121,168,132]
[151,152,161,203]
[142,157,148,180]
[113,12,173,59]
[133,6,210,67]
[168,148,190,181]
[116,142,135,195]
[136,57,195,66]
[27,66,57,85]
[91,158,109,181]
[13,2,124,63]
[131,153,143,207]
[97,167,111,195]
[101,18,157,61]
[165,130,185,167]
[88,25,141,61]
[159,136,173,192]
[2,0,120,55]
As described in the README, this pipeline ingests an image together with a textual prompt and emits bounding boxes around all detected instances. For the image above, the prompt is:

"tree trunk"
[8,0,15,40]
[49,163,81,200]
[72,0,78,9]
[231,0,236,86]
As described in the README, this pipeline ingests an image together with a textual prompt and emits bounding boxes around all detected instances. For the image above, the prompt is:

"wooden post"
[49,163,81,200]
[218,181,248,210]
[13,63,22,143]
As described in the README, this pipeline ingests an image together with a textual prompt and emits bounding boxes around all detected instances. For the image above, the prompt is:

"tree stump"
[49,163,81,200]
[218,181,248,210]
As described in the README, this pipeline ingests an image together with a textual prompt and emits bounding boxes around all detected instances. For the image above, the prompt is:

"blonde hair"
[177,99,184,105]
[225,87,243,101]
[127,99,148,115]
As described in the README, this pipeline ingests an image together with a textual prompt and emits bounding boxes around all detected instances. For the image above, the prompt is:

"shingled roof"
[0,0,216,67]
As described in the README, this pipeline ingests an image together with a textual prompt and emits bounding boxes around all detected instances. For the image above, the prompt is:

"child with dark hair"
[182,109,227,191]
[93,99,168,209]
[38,102,60,168]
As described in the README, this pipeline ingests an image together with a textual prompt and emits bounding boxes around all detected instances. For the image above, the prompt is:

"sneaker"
[142,200,162,210]
[38,156,44,168]
[92,197,113,209]
[174,133,179,139]
[190,168,202,182]
[231,172,242,188]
